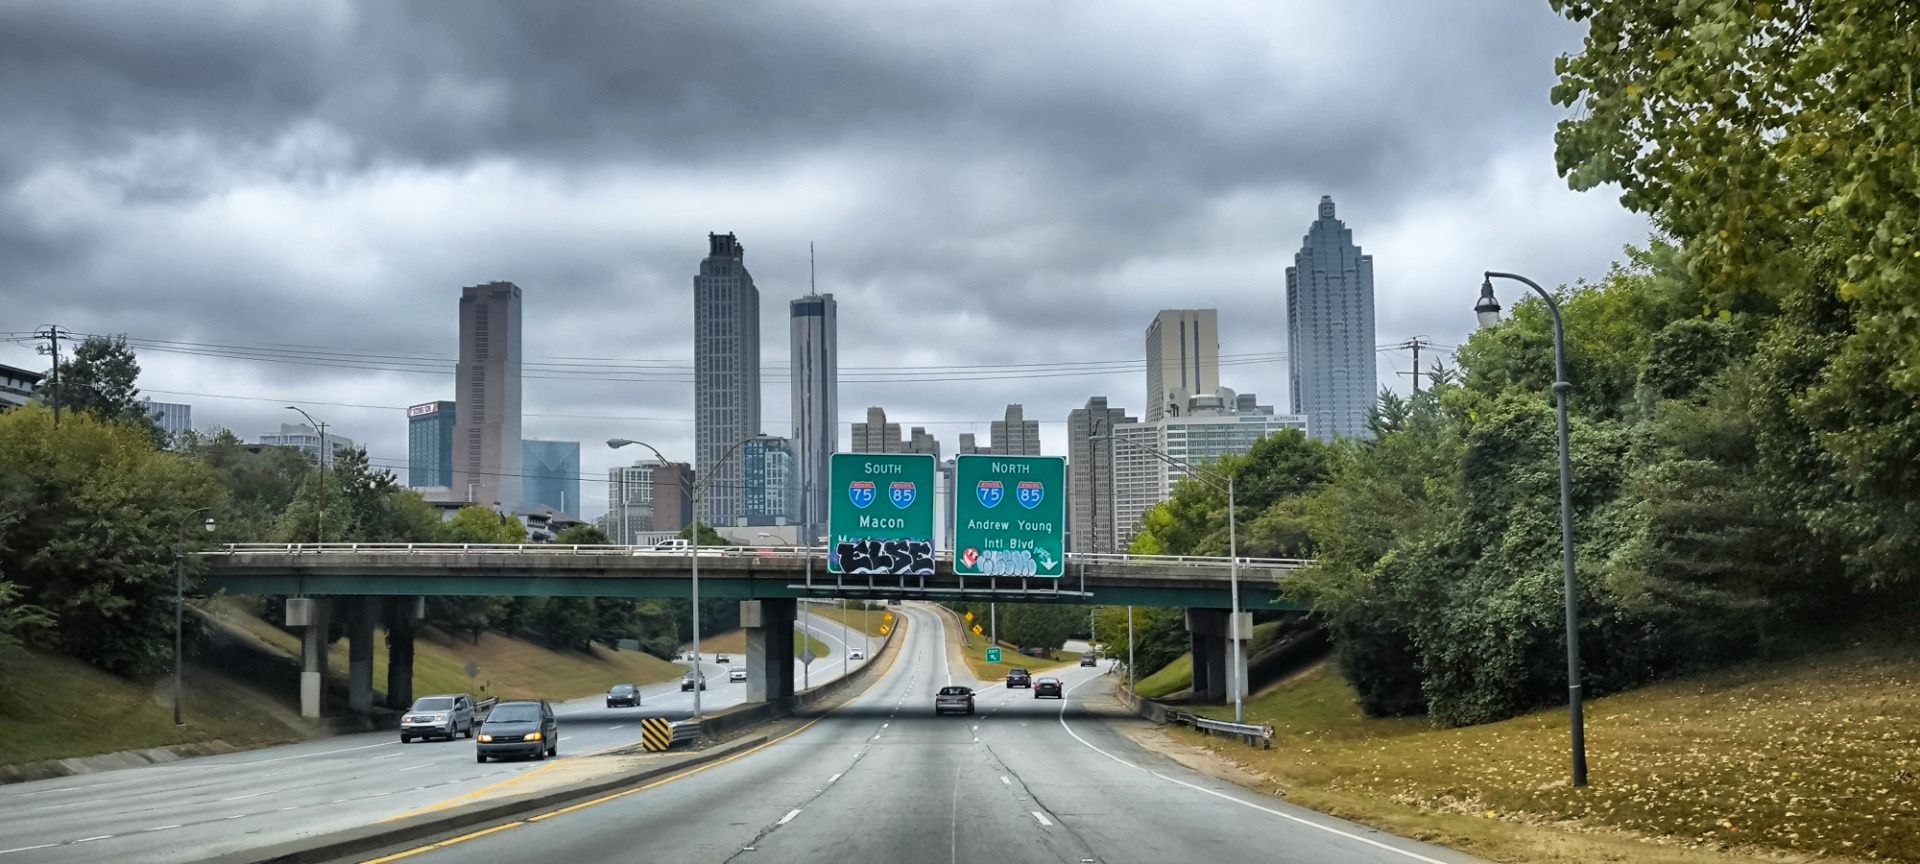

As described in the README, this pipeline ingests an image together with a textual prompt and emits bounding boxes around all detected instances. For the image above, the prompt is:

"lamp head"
[607,438,634,449]
[202,516,216,533]
[1474,277,1503,329]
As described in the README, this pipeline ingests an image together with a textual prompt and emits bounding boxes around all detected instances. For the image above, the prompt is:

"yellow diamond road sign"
[971,624,983,635]
[879,625,891,636]
[883,612,894,622]
[964,611,974,623]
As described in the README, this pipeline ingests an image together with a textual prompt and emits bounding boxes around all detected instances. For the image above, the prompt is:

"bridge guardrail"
[1166,709,1274,749]
[202,543,1309,570]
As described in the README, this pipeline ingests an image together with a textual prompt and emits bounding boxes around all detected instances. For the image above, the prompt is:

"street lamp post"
[174,507,216,725]
[610,434,771,719]
[1476,270,1588,788]
[1097,432,1245,722]
[285,406,329,543]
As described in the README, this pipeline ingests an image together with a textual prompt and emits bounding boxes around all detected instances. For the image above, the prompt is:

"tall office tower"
[650,462,695,533]
[522,440,581,516]
[1145,309,1220,421]
[694,233,760,526]
[958,433,984,455]
[850,406,903,453]
[790,292,837,539]
[906,426,940,457]
[1286,195,1378,441]
[989,404,1041,455]
[407,401,457,488]
[1067,397,1133,553]
[454,281,524,508]
[607,461,657,545]
[743,436,799,526]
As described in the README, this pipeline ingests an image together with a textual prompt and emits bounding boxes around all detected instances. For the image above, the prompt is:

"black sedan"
[475,700,557,762]
[1006,668,1032,689]
[1034,677,1064,699]
[606,683,640,708]
[681,672,707,691]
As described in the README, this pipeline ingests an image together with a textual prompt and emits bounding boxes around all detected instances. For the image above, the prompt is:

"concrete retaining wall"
[698,612,901,739]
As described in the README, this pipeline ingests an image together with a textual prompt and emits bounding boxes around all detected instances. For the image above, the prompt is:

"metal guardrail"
[670,720,701,748]
[1167,709,1274,749]
[474,697,498,715]
[201,543,1311,571]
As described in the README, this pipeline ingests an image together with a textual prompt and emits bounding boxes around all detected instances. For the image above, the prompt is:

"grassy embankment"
[957,639,1082,682]
[1171,643,1920,864]
[802,603,894,636]
[695,629,832,659]
[1127,619,1298,699]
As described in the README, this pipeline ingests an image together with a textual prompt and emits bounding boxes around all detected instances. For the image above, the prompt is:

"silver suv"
[401,694,475,742]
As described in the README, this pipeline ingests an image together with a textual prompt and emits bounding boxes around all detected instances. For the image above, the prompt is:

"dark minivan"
[476,700,557,763]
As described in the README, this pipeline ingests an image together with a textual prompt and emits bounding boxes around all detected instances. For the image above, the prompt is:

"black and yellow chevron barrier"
[640,717,674,751]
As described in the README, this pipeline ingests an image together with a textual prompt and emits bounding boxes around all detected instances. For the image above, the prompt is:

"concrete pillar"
[347,596,377,714]
[741,599,797,705]
[287,597,330,719]
[385,596,420,711]
[1227,611,1253,706]
[1185,608,1229,703]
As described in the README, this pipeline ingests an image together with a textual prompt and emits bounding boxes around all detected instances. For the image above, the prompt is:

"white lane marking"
[1030,811,1053,827]
[0,844,60,855]
[143,825,182,832]
[399,762,435,772]
[828,772,844,784]
[219,739,396,766]
[73,835,114,843]
[777,808,802,825]
[369,753,405,761]
[223,814,246,820]
[881,722,889,728]
[219,790,272,802]
[609,725,624,730]
[1055,679,1453,864]
[1000,776,1010,786]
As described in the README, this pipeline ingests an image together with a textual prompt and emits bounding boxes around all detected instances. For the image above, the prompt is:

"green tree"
[43,335,164,444]
[555,524,612,545]
[678,522,729,546]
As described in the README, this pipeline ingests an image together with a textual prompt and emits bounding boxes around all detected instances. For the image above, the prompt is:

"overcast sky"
[0,1,1646,518]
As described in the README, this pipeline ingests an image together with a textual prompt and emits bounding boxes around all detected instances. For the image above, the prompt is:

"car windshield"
[610,685,634,695]
[488,705,541,722]
[411,697,453,711]
[1039,679,1060,685]
[938,686,971,696]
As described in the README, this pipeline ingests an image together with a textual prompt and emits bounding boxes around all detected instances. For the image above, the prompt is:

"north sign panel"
[953,454,1066,578]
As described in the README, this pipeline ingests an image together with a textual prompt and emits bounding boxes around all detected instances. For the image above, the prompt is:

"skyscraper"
[850,406,903,453]
[454,281,523,508]
[145,400,192,442]
[989,404,1041,455]
[1067,397,1133,553]
[1112,389,1308,544]
[522,439,581,516]
[694,233,760,527]
[1145,309,1220,421]
[1286,195,1377,441]
[742,436,798,526]
[407,401,456,489]
[790,292,837,539]
[607,461,657,545]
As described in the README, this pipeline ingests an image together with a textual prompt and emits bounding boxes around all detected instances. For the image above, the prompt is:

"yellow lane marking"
[360,822,521,864]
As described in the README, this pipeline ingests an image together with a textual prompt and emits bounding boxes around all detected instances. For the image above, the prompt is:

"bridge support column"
[347,595,378,715]
[287,597,330,719]
[742,599,796,706]
[385,597,422,711]
[1186,608,1229,703]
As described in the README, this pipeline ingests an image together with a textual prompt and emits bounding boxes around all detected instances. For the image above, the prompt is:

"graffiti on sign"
[831,538,935,575]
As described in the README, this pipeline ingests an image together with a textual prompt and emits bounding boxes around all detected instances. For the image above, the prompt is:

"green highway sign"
[985,646,1002,664]
[954,454,1067,578]
[827,452,937,575]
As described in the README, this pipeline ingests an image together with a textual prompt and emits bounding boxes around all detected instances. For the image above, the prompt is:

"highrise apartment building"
[1286,196,1377,441]
[522,439,581,516]
[608,460,694,542]
[1111,390,1309,545]
[790,293,837,538]
[454,281,523,508]
[743,436,799,526]
[989,403,1041,455]
[694,233,760,526]
[1067,397,1134,553]
[850,406,903,453]
[407,401,456,488]
[1145,309,1220,422]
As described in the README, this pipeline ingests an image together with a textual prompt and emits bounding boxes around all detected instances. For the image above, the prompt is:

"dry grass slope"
[1176,642,1920,863]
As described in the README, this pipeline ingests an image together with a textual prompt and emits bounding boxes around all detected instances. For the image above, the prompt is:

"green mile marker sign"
[827,452,936,575]
[953,454,1066,578]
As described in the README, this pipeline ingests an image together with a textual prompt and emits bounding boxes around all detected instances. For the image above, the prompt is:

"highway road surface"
[343,605,1480,864]
[0,614,865,864]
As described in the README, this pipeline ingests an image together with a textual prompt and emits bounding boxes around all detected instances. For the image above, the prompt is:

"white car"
[848,649,866,660]
[728,667,748,682]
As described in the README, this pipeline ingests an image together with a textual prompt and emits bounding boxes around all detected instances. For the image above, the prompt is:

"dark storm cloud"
[0,0,1647,512]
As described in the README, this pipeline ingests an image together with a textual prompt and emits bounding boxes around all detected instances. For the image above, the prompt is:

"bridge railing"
[204,543,1309,570]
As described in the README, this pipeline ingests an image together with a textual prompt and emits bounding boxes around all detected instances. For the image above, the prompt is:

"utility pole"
[1396,336,1435,393]
[35,326,63,428]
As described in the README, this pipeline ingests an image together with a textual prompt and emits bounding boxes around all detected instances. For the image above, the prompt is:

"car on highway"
[1080,655,1098,667]
[400,694,475,742]
[475,700,556,762]
[716,653,731,664]
[729,667,748,682]
[1006,668,1032,688]
[1034,677,1064,699]
[605,683,641,708]
[651,538,691,551]
[847,648,865,660]
[681,671,707,691]
[934,685,975,715]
